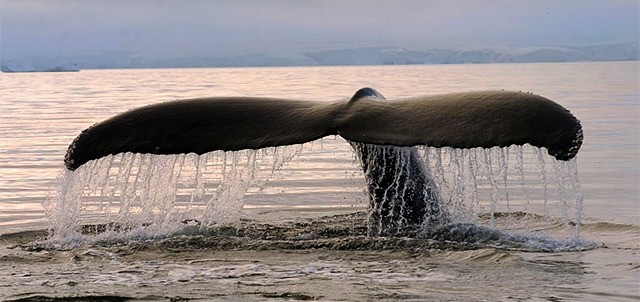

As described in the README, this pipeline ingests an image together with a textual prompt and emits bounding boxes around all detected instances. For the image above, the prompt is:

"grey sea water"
[0,62,638,301]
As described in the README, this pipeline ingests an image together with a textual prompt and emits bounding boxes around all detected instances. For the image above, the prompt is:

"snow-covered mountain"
[304,42,639,66]
[1,59,80,72]
[2,42,637,71]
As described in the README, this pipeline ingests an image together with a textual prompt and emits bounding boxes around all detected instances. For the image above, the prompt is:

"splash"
[43,140,585,247]
[44,145,306,242]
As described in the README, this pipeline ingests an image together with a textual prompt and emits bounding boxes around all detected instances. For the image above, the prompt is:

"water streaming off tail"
[44,140,583,244]
[418,145,583,240]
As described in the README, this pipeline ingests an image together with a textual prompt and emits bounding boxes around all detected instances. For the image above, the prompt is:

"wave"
[7,212,598,253]
[579,221,640,233]
[4,294,132,302]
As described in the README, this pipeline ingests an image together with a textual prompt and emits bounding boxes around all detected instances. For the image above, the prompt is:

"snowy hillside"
[304,42,638,66]
[2,42,637,71]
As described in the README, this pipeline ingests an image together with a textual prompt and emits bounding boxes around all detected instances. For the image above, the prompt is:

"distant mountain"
[1,59,80,73]
[145,53,316,68]
[304,42,639,66]
[2,42,637,71]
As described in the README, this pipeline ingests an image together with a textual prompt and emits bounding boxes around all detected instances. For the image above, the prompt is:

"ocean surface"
[0,62,638,301]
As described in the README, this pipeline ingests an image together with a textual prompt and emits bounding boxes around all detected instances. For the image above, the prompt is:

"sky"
[1,0,638,60]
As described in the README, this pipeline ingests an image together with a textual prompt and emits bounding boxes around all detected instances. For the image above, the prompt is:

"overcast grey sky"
[1,0,638,60]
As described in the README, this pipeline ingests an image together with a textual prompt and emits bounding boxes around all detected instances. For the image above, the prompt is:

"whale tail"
[339,88,582,161]
[64,88,582,171]
[62,87,583,235]
[347,88,450,234]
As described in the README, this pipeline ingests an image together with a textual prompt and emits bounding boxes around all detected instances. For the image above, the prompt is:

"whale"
[63,88,583,232]
[346,88,450,234]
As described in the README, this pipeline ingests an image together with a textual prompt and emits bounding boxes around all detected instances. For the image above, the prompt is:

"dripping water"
[417,145,584,240]
[44,141,585,247]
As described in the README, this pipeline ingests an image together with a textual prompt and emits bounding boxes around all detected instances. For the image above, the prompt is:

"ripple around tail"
[13,212,596,253]
[579,221,640,232]
[4,294,133,302]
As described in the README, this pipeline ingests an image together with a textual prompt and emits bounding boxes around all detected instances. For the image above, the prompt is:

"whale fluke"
[64,97,343,171]
[339,90,583,161]
[64,89,582,171]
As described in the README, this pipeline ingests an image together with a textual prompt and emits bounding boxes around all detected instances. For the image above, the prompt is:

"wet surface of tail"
[347,87,450,234]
